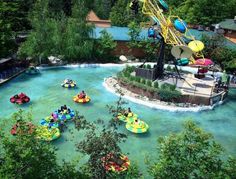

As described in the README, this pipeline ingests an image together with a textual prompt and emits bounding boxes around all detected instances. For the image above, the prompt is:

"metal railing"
[0,67,25,82]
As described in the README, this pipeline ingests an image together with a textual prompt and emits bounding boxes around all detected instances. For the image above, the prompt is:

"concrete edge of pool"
[103,77,225,112]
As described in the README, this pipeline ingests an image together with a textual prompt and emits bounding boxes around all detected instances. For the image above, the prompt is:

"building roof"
[0,57,12,64]
[87,10,110,23]
[219,19,236,31]
[93,26,149,41]
[92,26,236,48]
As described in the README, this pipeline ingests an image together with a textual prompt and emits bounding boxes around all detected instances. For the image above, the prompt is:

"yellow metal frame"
[139,0,205,63]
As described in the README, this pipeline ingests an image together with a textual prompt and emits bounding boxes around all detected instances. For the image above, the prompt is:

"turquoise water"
[0,66,236,177]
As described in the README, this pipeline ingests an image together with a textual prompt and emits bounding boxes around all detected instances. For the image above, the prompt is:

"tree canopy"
[0,110,87,179]
[19,0,94,62]
[148,121,236,178]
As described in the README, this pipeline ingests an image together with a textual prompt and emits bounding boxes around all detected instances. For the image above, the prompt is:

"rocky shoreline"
[103,77,216,112]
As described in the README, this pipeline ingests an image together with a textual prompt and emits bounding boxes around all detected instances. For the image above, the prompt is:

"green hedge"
[117,67,184,103]
[146,80,152,87]
[158,89,182,101]
[161,83,176,91]
[154,81,159,88]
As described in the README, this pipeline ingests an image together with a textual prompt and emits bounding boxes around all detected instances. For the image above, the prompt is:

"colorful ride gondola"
[177,58,189,66]
[174,19,187,33]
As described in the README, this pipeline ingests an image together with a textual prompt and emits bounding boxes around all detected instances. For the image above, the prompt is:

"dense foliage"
[128,21,158,61]
[201,34,236,72]
[148,121,236,178]
[1,109,236,178]
[0,110,86,179]
[166,0,236,26]
[19,0,94,62]
[75,98,141,179]
[1,0,235,67]
[95,29,117,62]
[110,0,147,27]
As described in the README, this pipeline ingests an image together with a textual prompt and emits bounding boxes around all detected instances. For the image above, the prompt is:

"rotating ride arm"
[137,0,205,63]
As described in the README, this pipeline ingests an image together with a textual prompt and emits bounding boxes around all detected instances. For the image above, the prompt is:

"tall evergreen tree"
[176,0,236,26]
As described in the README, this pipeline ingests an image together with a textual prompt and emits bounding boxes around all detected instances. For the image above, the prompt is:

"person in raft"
[51,113,57,121]
[78,90,86,99]
[148,26,156,39]
[64,79,70,84]
[134,118,141,125]
[124,107,132,117]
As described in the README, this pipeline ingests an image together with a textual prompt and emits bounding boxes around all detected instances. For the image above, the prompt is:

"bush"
[129,76,135,81]
[146,80,152,87]
[166,65,172,71]
[141,78,146,84]
[153,81,159,88]
[117,72,122,78]
[126,66,135,73]
[158,89,182,102]
[142,64,147,69]
[161,83,176,91]
[146,64,151,69]
[135,76,141,83]
[123,71,130,78]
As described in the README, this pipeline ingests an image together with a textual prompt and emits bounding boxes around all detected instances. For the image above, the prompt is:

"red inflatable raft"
[10,93,30,104]
[101,153,130,173]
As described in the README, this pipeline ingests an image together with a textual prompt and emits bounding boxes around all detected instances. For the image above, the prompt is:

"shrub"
[146,64,151,69]
[166,65,172,71]
[172,66,177,72]
[158,89,182,102]
[117,72,122,78]
[146,80,152,87]
[141,78,146,84]
[135,76,141,83]
[153,81,159,88]
[129,76,135,81]
[161,83,176,91]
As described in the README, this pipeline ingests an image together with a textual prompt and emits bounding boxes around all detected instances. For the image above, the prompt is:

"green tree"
[93,0,113,19]
[62,0,94,61]
[19,0,94,62]
[128,21,142,48]
[128,21,158,61]
[0,0,35,32]
[0,110,86,178]
[201,34,236,71]
[95,29,117,61]
[110,0,147,27]
[75,97,141,178]
[148,121,236,178]
[110,0,130,26]
[0,19,15,58]
[176,0,236,26]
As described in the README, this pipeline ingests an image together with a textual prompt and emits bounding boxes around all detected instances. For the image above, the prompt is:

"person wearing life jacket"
[78,90,86,99]
[148,26,156,38]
